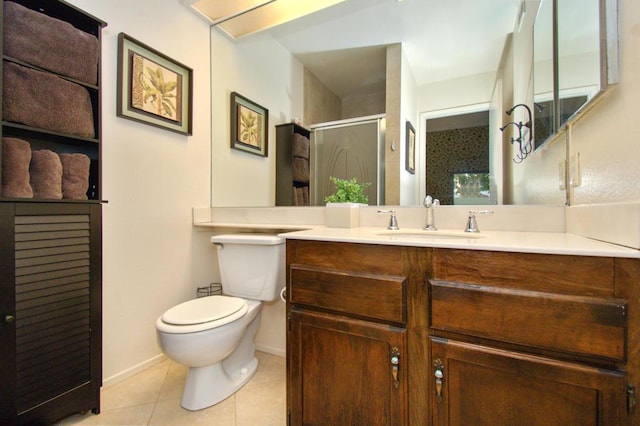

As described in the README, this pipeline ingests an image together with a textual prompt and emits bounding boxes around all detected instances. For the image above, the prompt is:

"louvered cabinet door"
[0,202,102,425]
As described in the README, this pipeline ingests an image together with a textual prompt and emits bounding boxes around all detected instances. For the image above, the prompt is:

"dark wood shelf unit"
[276,123,311,206]
[0,0,106,424]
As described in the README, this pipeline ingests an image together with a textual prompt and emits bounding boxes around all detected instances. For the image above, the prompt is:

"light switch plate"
[569,153,581,187]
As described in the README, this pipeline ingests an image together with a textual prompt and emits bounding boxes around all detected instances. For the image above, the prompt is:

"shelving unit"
[0,1,106,423]
[275,123,311,206]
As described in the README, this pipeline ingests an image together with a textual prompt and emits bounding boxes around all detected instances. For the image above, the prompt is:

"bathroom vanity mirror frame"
[533,0,619,149]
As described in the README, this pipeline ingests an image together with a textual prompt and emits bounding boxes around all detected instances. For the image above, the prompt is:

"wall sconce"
[500,103,533,163]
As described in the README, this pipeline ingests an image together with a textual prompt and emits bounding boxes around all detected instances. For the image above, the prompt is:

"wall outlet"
[569,152,581,187]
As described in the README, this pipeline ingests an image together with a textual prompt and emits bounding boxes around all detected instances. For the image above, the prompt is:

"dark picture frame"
[117,33,193,135]
[230,92,269,157]
[406,120,416,174]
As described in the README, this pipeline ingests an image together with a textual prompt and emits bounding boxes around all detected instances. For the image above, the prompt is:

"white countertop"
[279,227,640,258]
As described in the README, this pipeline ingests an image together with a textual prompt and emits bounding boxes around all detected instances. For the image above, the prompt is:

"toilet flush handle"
[213,243,224,249]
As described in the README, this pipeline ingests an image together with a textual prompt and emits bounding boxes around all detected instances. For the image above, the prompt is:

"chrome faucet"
[377,209,399,230]
[423,195,439,231]
[464,210,494,233]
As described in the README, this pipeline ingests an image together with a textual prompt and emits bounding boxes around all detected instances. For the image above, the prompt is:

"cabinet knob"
[390,347,400,389]
[434,358,445,402]
[4,314,15,324]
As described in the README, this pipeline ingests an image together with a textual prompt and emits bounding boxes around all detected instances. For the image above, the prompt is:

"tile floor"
[58,351,286,426]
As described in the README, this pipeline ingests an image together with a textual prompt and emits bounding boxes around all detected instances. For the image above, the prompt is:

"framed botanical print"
[116,33,192,135]
[230,92,268,157]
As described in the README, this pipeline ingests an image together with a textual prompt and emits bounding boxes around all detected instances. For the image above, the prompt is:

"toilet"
[155,234,285,411]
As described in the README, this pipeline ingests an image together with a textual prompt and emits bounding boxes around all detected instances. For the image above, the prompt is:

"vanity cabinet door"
[429,337,627,426]
[288,309,407,426]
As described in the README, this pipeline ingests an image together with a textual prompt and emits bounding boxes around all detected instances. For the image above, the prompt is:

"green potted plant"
[324,177,371,228]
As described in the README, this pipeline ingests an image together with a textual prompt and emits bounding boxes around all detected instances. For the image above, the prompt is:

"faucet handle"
[424,195,440,208]
[465,210,494,233]
[377,209,399,230]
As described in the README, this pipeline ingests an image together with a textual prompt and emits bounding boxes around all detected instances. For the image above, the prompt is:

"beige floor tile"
[236,376,286,426]
[101,362,169,410]
[57,403,156,425]
[149,396,236,426]
[157,362,188,402]
[56,351,285,425]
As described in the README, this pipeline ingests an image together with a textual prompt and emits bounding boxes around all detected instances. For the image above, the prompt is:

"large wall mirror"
[533,0,619,148]
[206,0,617,207]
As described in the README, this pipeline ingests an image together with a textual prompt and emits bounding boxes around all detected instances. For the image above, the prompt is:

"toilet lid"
[161,295,247,326]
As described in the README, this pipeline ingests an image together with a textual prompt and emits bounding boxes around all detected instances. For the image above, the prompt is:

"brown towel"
[292,157,310,183]
[2,137,33,198]
[3,62,95,138]
[292,133,310,159]
[30,150,62,199]
[60,153,90,200]
[3,1,100,85]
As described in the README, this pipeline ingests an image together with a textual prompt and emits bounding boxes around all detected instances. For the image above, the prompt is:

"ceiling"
[253,0,524,98]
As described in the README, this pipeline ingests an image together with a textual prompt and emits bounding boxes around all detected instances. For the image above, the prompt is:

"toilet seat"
[157,295,249,334]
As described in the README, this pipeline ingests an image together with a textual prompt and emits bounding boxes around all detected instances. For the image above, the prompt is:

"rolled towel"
[3,1,100,85]
[292,133,310,159]
[3,62,95,138]
[60,153,90,200]
[2,137,33,198]
[30,150,63,199]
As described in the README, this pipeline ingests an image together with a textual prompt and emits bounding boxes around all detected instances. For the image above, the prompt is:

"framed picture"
[117,33,193,135]
[406,120,416,174]
[230,92,268,157]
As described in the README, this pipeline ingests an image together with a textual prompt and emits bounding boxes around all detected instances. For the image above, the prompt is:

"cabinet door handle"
[390,347,400,389]
[434,358,444,402]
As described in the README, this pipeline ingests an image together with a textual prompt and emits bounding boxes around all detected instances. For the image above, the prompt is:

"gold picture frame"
[230,92,268,157]
[117,33,192,135]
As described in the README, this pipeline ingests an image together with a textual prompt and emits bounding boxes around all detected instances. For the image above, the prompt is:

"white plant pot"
[326,203,361,228]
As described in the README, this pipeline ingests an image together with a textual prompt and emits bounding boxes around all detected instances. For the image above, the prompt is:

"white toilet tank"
[210,234,285,301]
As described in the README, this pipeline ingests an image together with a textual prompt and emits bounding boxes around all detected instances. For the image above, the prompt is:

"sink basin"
[375,230,484,240]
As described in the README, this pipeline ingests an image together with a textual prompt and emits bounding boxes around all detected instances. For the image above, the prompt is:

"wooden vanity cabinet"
[286,241,640,425]
[428,249,638,426]
[286,240,431,425]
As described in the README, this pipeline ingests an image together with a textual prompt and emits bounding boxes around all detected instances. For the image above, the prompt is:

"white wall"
[569,0,640,205]
[66,0,214,383]
[400,50,419,206]
[210,31,304,207]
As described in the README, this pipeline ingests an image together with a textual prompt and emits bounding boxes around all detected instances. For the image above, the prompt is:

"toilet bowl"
[155,234,284,411]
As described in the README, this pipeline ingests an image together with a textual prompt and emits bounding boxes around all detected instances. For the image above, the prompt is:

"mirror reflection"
[533,0,607,149]
[210,0,613,207]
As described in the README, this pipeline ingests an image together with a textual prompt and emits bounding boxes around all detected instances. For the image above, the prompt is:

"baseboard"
[256,344,285,358]
[102,353,167,388]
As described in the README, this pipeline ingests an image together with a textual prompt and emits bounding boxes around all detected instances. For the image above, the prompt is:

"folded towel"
[30,150,62,199]
[292,157,310,183]
[3,62,95,138]
[292,133,310,159]
[2,137,33,198]
[3,1,100,84]
[60,153,90,200]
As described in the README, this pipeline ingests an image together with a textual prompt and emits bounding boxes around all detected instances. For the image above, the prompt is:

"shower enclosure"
[310,115,385,206]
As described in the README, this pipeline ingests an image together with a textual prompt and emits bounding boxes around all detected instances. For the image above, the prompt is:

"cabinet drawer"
[429,280,627,361]
[290,265,406,324]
